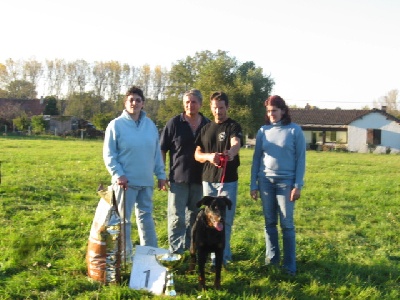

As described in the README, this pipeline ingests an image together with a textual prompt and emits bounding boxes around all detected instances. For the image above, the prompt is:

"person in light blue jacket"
[250,95,306,276]
[103,86,167,259]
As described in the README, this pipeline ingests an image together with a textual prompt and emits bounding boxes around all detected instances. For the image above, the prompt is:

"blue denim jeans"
[258,177,296,273]
[202,181,238,264]
[168,182,203,254]
[114,185,158,259]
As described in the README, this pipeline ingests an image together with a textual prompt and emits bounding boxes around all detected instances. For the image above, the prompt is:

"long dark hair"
[264,95,291,125]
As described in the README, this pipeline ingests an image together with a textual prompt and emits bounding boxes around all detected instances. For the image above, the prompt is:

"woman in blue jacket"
[103,86,167,259]
[250,95,306,276]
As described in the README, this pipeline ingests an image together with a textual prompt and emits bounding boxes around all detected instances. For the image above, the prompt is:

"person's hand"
[165,177,170,189]
[210,152,222,167]
[290,188,301,201]
[117,175,128,190]
[250,190,259,200]
[158,179,168,191]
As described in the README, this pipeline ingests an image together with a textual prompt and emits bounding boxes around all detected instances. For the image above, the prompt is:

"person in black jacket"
[160,89,210,254]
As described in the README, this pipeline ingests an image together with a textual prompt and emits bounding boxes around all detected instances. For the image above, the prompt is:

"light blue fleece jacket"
[103,110,166,186]
[250,122,306,191]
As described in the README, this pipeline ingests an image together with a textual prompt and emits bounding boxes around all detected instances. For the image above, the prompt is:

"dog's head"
[196,196,232,231]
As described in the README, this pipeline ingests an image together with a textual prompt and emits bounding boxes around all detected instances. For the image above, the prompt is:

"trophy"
[155,253,183,296]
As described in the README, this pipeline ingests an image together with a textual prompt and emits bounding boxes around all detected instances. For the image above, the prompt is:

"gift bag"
[86,185,121,284]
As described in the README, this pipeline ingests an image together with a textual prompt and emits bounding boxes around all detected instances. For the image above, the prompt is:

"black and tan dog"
[189,195,232,290]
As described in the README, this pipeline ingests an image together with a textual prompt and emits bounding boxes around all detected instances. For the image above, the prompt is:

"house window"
[325,131,337,142]
[336,131,347,143]
[367,129,381,145]
[325,131,347,143]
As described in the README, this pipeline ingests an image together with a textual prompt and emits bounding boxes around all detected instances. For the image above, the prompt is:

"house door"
[311,132,317,150]
[312,132,317,144]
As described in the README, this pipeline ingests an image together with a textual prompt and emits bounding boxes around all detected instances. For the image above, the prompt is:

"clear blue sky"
[2,0,399,109]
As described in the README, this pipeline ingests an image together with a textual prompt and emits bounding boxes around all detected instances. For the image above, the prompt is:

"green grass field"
[0,136,399,299]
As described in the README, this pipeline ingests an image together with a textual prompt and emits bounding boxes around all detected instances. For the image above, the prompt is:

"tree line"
[0,50,274,136]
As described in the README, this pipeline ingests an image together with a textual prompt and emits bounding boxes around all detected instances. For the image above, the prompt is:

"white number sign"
[129,245,168,295]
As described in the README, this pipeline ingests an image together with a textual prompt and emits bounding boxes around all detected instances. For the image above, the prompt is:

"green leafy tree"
[162,50,237,123]
[229,61,274,136]
[165,50,274,136]
[100,99,119,115]
[144,98,162,123]
[7,80,37,99]
[156,98,182,128]
[64,91,103,120]
[13,114,30,131]
[165,56,197,98]
[43,96,59,115]
[91,112,115,131]
[30,115,47,133]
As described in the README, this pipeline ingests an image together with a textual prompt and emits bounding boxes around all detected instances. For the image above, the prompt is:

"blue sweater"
[103,110,166,186]
[250,122,306,191]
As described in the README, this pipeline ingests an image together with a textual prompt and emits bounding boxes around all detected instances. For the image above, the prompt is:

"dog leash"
[217,154,228,196]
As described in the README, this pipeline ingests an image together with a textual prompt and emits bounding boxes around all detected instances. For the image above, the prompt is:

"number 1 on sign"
[143,270,150,288]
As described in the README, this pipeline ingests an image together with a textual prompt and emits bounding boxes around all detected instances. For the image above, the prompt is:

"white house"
[290,107,400,153]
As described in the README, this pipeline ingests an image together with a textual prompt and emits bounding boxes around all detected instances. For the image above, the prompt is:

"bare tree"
[22,58,43,88]
[152,65,168,100]
[0,63,8,89]
[5,58,22,82]
[55,59,66,98]
[46,59,56,95]
[92,61,108,98]
[385,89,398,112]
[65,60,89,95]
[66,61,78,96]
[136,64,151,98]
[45,59,67,98]
[121,63,136,92]
[75,59,89,94]
[374,89,399,113]
[104,61,122,101]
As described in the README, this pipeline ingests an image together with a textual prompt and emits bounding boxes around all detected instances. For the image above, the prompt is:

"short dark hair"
[264,95,291,125]
[126,86,145,101]
[210,91,229,106]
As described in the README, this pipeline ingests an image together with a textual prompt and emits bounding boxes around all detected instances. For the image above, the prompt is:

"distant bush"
[13,115,30,131]
[91,112,115,131]
[31,116,48,134]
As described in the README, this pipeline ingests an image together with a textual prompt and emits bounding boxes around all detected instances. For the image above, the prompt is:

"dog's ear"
[196,196,215,208]
[223,197,232,210]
